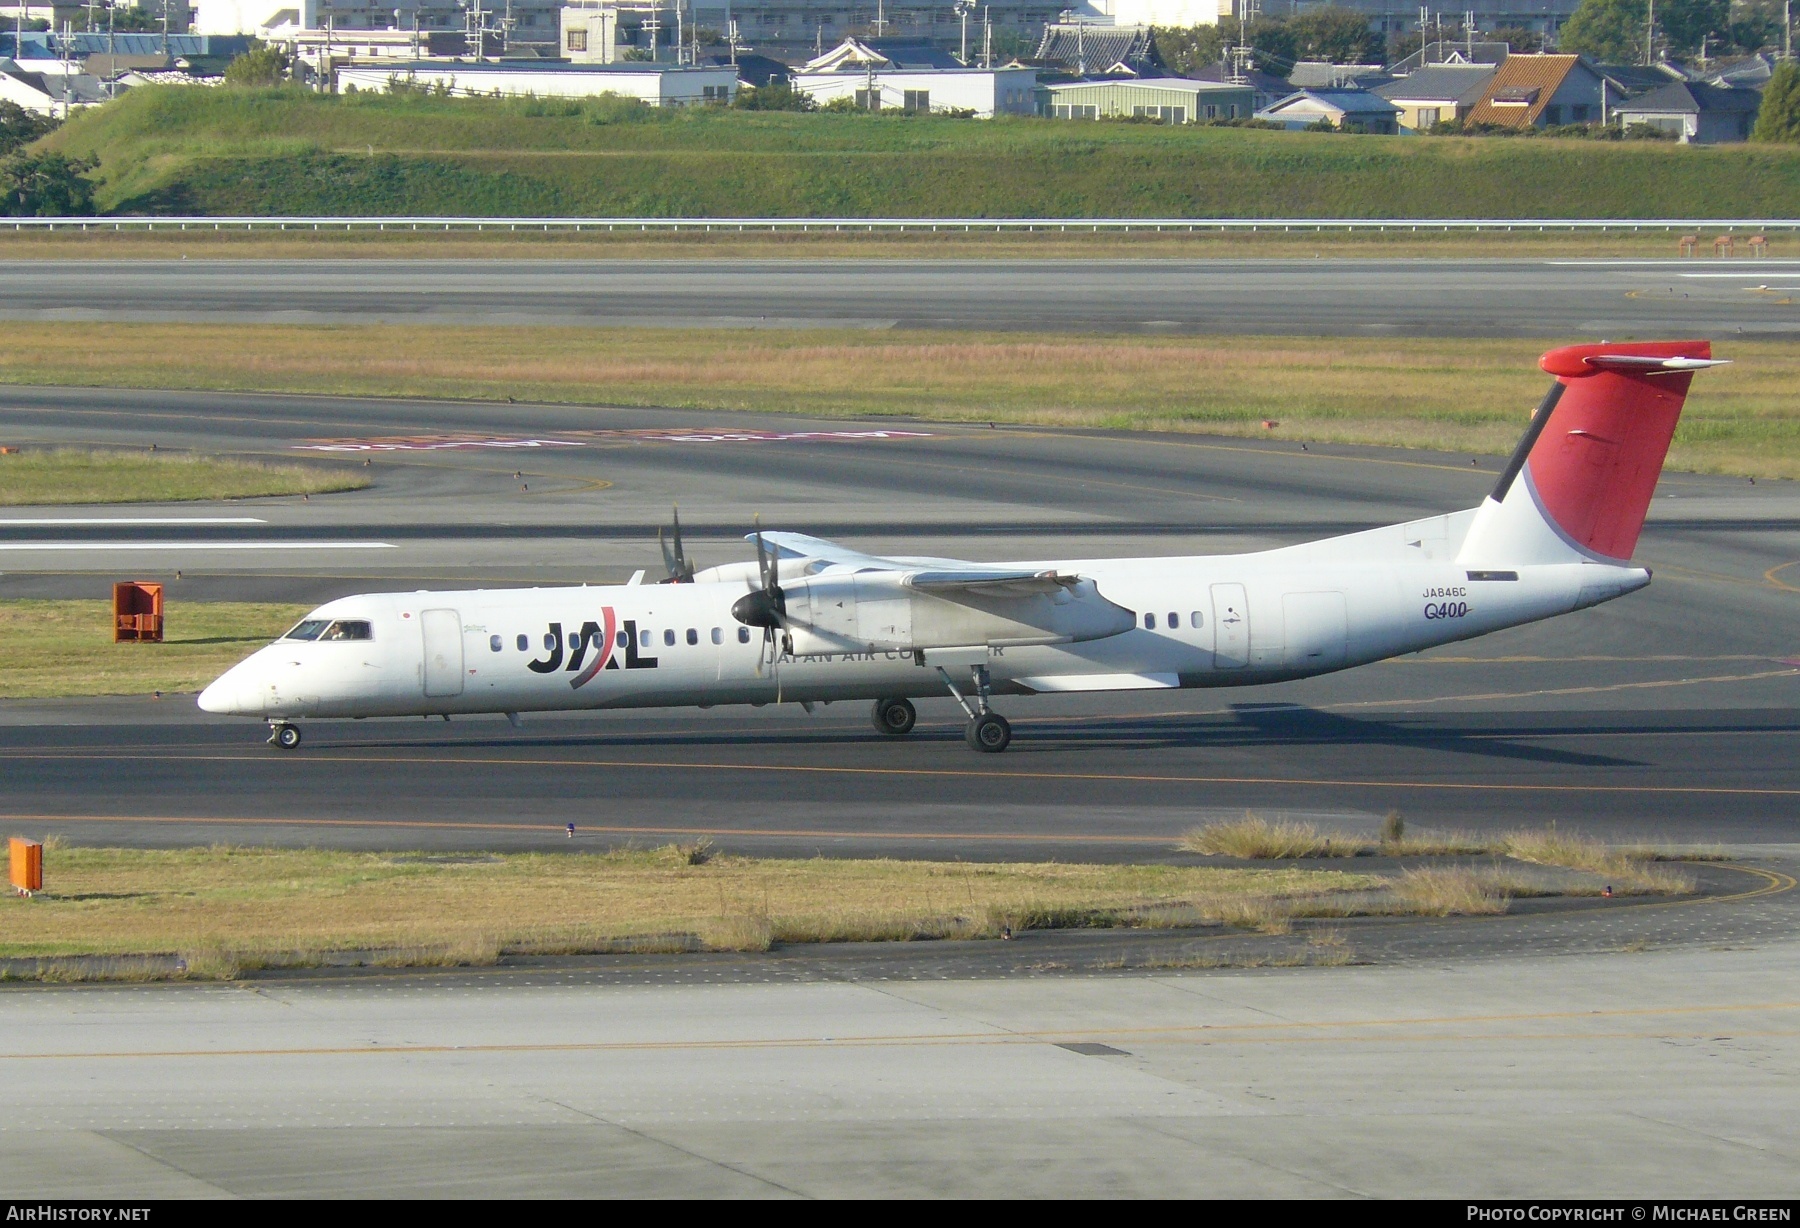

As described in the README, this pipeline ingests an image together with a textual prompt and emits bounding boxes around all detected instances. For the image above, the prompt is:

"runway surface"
[2,383,1797,856]
[4,940,1798,1197]
[5,257,1800,336]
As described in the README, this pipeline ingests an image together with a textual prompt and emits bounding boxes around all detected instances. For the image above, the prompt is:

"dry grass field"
[0,600,307,698]
[1,326,1792,477]
[0,844,1380,967]
[1182,815,1697,896]
[0,448,367,506]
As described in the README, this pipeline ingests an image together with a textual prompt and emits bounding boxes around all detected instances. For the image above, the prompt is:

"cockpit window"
[283,619,330,641]
[320,620,374,642]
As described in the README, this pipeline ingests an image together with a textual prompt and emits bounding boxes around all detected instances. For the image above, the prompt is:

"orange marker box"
[9,838,43,895]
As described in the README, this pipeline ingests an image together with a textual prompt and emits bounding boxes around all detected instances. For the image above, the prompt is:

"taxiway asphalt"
[4,938,1798,1198]
[4,257,1799,336]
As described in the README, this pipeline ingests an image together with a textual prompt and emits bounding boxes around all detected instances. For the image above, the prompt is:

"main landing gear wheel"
[872,697,917,736]
[268,723,301,750]
[965,712,1011,754]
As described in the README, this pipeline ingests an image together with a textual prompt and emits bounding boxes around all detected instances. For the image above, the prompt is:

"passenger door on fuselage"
[1211,584,1249,670]
[422,608,465,697]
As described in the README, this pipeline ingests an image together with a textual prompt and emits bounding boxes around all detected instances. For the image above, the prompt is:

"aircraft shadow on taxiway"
[258,705,1747,770]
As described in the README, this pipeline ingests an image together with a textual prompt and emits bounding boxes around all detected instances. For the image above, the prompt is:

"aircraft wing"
[756,532,1079,595]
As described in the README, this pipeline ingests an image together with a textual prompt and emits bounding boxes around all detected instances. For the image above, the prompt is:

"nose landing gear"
[267,722,302,750]
[936,663,1012,754]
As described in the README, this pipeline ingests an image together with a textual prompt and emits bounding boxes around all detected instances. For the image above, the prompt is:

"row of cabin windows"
[1144,611,1204,631]
[489,626,753,653]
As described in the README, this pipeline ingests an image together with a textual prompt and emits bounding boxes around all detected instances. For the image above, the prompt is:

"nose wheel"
[935,663,1013,754]
[965,712,1011,753]
[267,722,302,750]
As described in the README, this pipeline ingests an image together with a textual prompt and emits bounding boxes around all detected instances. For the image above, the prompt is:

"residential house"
[792,38,1036,117]
[1615,81,1761,143]
[1465,53,1609,128]
[1256,87,1401,133]
[1192,63,1292,113]
[1374,63,1496,130]
[334,60,740,105]
[1287,61,1390,90]
[1387,40,1508,73]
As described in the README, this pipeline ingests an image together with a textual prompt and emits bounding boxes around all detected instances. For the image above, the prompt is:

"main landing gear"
[266,721,302,750]
[871,697,917,736]
[937,664,1012,754]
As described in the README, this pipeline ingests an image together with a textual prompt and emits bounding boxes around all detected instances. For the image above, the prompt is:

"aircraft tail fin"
[1456,341,1723,568]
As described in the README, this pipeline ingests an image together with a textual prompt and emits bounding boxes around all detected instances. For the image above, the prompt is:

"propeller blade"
[659,506,696,583]
[671,505,693,581]
[753,514,770,592]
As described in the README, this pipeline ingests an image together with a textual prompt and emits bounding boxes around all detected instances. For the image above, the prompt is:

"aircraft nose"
[198,662,255,714]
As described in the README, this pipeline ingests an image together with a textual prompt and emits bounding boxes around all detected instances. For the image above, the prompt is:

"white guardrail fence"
[5,216,1800,234]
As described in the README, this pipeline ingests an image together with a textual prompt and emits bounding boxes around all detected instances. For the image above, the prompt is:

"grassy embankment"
[0,447,367,505]
[2,228,1774,261]
[0,600,306,698]
[1,327,1793,477]
[39,86,1800,218]
[0,828,1691,977]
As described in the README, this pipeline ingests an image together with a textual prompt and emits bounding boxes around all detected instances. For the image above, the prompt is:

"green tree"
[1658,0,1730,54]
[732,82,815,111]
[1752,60,1800,143]
[0,151,97,216]
[1559,0,1646,61]
[1287,6,1384,62]
[1490,25,1546,50]
[0,100,58,157]
[223,45,288,87]
[1153,22,1230,74]
[1726,0,1784,53]
[1244,18,1299,75]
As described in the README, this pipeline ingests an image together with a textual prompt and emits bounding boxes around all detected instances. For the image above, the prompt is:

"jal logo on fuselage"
[527,609,658,689]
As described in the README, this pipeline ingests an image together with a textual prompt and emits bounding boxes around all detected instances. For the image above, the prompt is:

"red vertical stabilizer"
[1522,341,1713,562]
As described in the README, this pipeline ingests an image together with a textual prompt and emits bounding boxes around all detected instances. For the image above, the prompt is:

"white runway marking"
[0,541,395,551]
[0,517,269,526]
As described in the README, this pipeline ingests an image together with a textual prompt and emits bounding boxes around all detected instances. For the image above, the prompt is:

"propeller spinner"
[730,516,788,676]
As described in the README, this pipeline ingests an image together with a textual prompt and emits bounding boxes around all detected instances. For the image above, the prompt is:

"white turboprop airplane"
[200,340,1722,753]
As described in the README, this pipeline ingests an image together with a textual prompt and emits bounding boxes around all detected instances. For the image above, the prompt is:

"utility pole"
[982,4,990,68]
[956,0,971,65]
[1644,0,1653,66]
[1785,0,1792,60]
[1465,8,1473,58]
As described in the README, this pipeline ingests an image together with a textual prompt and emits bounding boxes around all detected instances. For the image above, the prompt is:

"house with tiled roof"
[1374,63,1497,130]
[1465,53,1609,128]
[1616,81,1762,143]
[1255,87,1401,133]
